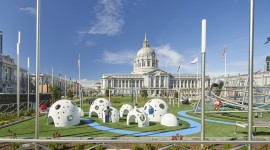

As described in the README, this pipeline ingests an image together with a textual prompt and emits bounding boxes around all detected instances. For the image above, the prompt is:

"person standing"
[104,106,111,123]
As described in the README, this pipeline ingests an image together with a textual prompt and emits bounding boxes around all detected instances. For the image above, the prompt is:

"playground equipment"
[119,104,133,117]
[160,113,178,127]
[102,106,120,123]
[127,106,149,127]
[144,99,170,122]
[48,99,84,127]
[194,78,270,113]
[89,98,111,118]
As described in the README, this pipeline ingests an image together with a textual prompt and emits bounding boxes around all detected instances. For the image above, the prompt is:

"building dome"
[131,35,158,74]
[136,46,156,58]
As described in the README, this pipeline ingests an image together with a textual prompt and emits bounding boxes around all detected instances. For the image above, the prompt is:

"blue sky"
[1,0,270,87]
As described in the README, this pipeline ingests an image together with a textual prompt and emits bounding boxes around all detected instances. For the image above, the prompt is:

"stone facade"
[0,54,27,93]
[100,36,211,97]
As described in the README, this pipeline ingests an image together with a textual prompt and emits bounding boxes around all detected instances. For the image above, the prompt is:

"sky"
[0,0,270,88]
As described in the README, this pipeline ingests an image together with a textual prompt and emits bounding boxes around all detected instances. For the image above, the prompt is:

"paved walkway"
[81,110,235,137]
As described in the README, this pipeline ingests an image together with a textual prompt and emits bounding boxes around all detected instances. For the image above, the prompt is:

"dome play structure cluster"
[48,98,178,127]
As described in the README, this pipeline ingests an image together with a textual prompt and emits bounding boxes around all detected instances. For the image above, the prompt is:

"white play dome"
[48,99,84,127]
[119,104,133,117]
[89,98,111,118]
[102,107,119,123]
[144,98,169,122]
[160,113,178,127]
[127,107,149,127]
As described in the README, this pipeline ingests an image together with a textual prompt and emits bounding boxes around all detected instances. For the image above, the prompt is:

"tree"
[174,91,179,99]
[140,87,148,103]
[105,88,110,97]
[49,85,60,102]
[66,88,74,99]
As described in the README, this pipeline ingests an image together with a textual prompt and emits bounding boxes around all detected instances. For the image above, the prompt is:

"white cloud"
[19,7,36,16]
[86,41,95,47]
[101,50,135,64]
[88,0,124,36]
[154,44,183,67]
[80,79,98,88]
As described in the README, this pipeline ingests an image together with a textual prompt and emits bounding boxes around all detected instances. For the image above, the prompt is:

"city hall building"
[100,36,211,97]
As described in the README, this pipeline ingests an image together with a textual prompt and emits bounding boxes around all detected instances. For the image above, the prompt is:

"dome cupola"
[131,35,158,74]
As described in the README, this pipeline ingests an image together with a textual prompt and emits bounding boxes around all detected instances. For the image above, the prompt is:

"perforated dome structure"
[102,107,119,123]
[119,104,133,117]
[131,35,158,74]
[160,113,178,127]
[127,107,149,127]
[144,98,169,122]
[89,98,111,118]
[47,99,84,127]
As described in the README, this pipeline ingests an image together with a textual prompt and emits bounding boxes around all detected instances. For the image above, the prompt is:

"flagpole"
[17,31,21,117]
[248,0,254,149]
[79,54,82,108]
[65,74,67,98]
[178,66,180,108]
[52,67,54,87]
[225,45,227,77]
[196,60,198,98]
[35,0,40,149]
[27,57,30,111]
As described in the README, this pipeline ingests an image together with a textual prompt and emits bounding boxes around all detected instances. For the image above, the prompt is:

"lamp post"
[201,18,207,148]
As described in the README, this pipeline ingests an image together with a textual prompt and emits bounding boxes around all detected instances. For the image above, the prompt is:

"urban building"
[100,36,211,97]
[0,54,27,93]
[266,56,270,72]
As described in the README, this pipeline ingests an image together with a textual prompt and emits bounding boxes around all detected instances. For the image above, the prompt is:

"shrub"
[96,145,104,150]
[131,144,140,150]
[74,143,83,150]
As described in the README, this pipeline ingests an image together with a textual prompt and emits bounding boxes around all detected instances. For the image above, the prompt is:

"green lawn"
[0,96,269,139]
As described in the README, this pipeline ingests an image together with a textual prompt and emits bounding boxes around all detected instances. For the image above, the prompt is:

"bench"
[234,118,270,135]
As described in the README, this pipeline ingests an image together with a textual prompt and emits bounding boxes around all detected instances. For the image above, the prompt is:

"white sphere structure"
[89,98,111,118]
[160,113,178,127]
[119,104,133,117]
[47,99,83,127]
[102,107,119,123]
[127,108,149,127]
[144,99,169,122]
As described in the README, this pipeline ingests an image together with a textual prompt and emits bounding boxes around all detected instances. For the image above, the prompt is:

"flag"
[177,65,180,72]
[255,70,261,74]
[190,57,198,64]
[221,48,226,59]
[59,72,62,77]
[265,36,270,44]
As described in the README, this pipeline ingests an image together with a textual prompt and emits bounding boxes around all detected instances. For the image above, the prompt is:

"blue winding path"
[178,110,235,125]
[80,110,235,137]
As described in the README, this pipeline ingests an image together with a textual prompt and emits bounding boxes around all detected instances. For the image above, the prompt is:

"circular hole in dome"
[99,100,104,103]
[139,115,146,122]
[58,117,60,119]
[159,103,165,109]
[67,115,73,121]
[95,105,99,110]
[55,104,61,110]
